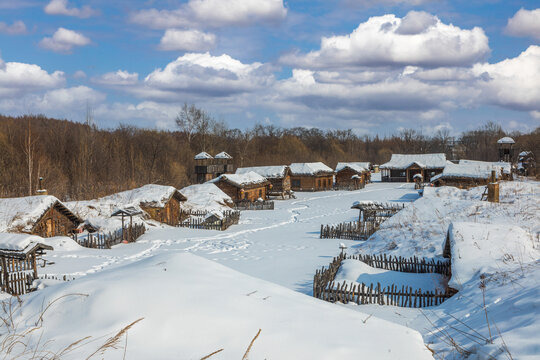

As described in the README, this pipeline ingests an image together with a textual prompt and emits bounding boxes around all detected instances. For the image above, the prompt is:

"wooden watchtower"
[497,137,515,163]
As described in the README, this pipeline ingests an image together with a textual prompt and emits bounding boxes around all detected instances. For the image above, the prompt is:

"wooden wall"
[291,174,333,191]
[32,206,78,237]
[335,168,367,187]
[143,197,182,225]
[269,175,291,193]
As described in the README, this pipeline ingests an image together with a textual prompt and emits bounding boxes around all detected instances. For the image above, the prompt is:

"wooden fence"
[0,256,38,295]
[313,253,454,307]
[178,210,240,231]
[346,253,451,276]
[316,280,453,307]
[320,221,378,240]
[234,200,275,211]
[71,224,146,249]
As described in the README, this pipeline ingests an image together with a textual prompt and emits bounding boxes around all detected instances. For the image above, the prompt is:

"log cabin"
[235,165,292,198]
[68,184,187,227]
[0,195,81,238]
[380,154,447,182]
[431,161,512,189]
[210,172,270,203]
[289,162,334,191]
[335,162,371,190]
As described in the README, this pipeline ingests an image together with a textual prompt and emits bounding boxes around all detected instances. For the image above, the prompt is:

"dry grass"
[0,294,144,360]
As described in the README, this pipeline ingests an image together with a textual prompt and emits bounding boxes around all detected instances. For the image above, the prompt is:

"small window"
[292,179,301,188]
[259,189,262,198]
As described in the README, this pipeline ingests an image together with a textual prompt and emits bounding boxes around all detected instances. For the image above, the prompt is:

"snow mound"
[12,253,432,359]
[335,259,447,293]
[446,222,537,290]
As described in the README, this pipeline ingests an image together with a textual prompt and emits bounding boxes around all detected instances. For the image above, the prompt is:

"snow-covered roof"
[214,151,232,159]
[179,183,234,212]
[211,171,268,188]
[194,152,213,160]
[0,195,80,233]
[446,222,537,290]
[335,162,370,173]
[519,151,532,157]
[431,162,511,182]
[497,137,515,144]
[100,184,186,208]
[458,160,511,174]
[289,162,333,176]
[0,233,53,257]
[380,153,447,170]
[236,165,289,179]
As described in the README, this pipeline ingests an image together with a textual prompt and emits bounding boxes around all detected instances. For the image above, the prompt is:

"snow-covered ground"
[2,178,539,359]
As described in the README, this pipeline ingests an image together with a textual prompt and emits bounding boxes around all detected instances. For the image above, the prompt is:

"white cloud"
[530,111,540,120]
[0,60,65,97]
[44,0,97,18]
[472,45,540,111]
[130,0,287,29]
[281,12,489,68]
[73,70,87,79]
[505,8,540,40]
[93,70,139,86]
[140,52,274,99]
[158,29,216,52]
[39,27,91,53]
[0,20,27,35]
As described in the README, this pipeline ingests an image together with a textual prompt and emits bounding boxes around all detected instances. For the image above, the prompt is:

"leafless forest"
[0,112,538,201]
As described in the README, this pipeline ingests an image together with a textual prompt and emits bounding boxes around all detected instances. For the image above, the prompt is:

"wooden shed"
[236,165,292,199]
[289,162,334,191]
[0,196,81,238]
[380,154,447,182]
[210,172,270,203]
[335,162,371,190]
[0,233,53,295]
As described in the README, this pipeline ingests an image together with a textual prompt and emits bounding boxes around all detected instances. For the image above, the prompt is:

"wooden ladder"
[481,186,488,201]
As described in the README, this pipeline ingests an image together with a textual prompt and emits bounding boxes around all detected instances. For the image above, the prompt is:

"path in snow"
[44,182,420,294]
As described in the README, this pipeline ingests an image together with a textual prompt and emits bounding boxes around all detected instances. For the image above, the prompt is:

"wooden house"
[0,233,53,295]
[109,185,187,226]
[69,185,187,227]
[236,165,292,198]
[210,172,270,203]
[335,162,371,189]
[431,161,512,189]
[380,154,447,182]
[194,151,234,184]
[289,162,334,191]
[0,196,82,238]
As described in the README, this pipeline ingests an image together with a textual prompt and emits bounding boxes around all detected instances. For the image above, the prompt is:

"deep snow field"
[1,176,539,359]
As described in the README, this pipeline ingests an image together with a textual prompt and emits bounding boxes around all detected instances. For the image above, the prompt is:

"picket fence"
[71,224,146,249]
[178,210,240,231]
[320,221,378,240]
[234,200,274,211]
[313,253,454,308]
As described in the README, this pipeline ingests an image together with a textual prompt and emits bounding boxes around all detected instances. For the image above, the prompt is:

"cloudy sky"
[0,0,539,135]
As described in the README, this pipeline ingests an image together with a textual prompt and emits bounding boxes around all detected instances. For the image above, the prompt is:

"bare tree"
[22,119,37,196]
[175,103,201,146]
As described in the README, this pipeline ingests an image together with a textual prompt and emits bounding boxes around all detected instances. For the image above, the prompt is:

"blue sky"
[0,0,539,136]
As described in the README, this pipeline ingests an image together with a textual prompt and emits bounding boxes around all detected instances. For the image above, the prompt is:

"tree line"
[0,109,538,201]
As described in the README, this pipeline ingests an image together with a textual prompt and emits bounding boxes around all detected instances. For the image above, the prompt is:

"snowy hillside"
[6,252,432,359]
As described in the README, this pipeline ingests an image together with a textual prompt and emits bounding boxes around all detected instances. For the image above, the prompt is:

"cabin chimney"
[36,177,48,195]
